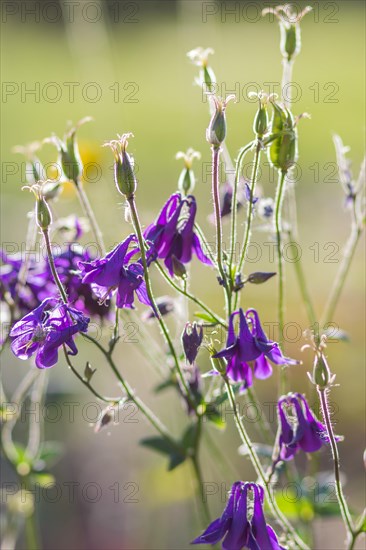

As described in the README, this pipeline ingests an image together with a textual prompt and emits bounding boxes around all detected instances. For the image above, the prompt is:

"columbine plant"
[1,5,365,550]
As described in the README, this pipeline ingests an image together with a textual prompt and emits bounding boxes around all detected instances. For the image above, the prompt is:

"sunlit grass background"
[1,1,365,548]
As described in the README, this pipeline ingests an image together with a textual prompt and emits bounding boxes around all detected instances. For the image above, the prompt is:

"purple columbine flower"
[192,481,285,549]
[144,193,211,277]
[10,297,89,369]
[276,393,340,461]
[79,234,150,309]
[182,322,203,364]
[50,244,112,319]
[213,308,298,389]
[0,250,51,315]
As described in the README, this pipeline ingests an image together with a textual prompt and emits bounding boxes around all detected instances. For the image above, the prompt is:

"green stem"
[63,347,121,404]
[274,170,287,394]
[237,143,262,274]
[42,230,68,304]
[191,416,211,526]
[155,261,227,328]
[25,507,40,550]
[82,333,182,451]
[229,142,255,271]
[318,388,355,545]
[246,387,273,445]
[74,177,106,255]
[211,146,231,316]
[320,224,362,328]
[127,195,197,412]
[224,378,309,550]
[288,230,317,327]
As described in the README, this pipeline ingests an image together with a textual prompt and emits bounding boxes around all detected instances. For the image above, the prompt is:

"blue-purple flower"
[276,393,340,461]
[50,244,112,319]
[0,250,50,315]
[10,298,89,369]
[192,481,285,549]
[79,234,149,309]
[144,193,211,276]
[213,308,298,389]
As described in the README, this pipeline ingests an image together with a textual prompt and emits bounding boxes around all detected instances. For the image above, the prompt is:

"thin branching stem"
[318,387,355,546]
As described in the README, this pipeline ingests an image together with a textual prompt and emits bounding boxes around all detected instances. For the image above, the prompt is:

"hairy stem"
[42,230,68,303]
[155,261,227,328]
[229,142,254,271]
[237,143,262,274]
[82,333,181,451]
[288,230,317,327]
[127,196,197,412]
[320,223,362,328]
[274,170,287,394]
[224,379,309,550]
[318,387,355,545]
[211,146,231,316]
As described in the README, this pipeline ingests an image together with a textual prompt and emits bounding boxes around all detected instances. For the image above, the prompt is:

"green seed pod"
[105,133,137,199]
[61,128,83,182]
[207,104,226,146]
[268,103,297,173]
[176,148,200,195]
[35,195,52,230]
[253,105,268,139]
[200,65,216,91]
[206,95,235,148]
[209,354,226,376]
[114,149,137,198]
[280,23,300,61]
[178,168,195,195]
[313,354,331,390]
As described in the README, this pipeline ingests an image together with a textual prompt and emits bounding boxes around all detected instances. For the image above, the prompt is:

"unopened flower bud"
[104,133,137,199]
[182,322,203,364]
[84,361,96,383]
[176,148,201,195]
[206,95,235,147]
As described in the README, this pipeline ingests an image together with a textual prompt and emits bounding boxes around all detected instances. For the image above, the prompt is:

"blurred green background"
[1,1,365,549]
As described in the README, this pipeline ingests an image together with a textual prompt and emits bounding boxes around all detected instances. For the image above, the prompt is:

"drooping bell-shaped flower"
[192,481,285,549]
[275,392,341,461]
[144,193,211,277]
[213,308,298,389]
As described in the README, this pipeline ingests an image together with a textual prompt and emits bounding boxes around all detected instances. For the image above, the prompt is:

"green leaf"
[154,379,176,393]
[140,437,178,456]
[181,424,197,452]
[36,441,64,469]
[140,437,187,472]
[168,453,187,471]
[213,383,241,406]
[205,405,226,430]
[194,311,218,324]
